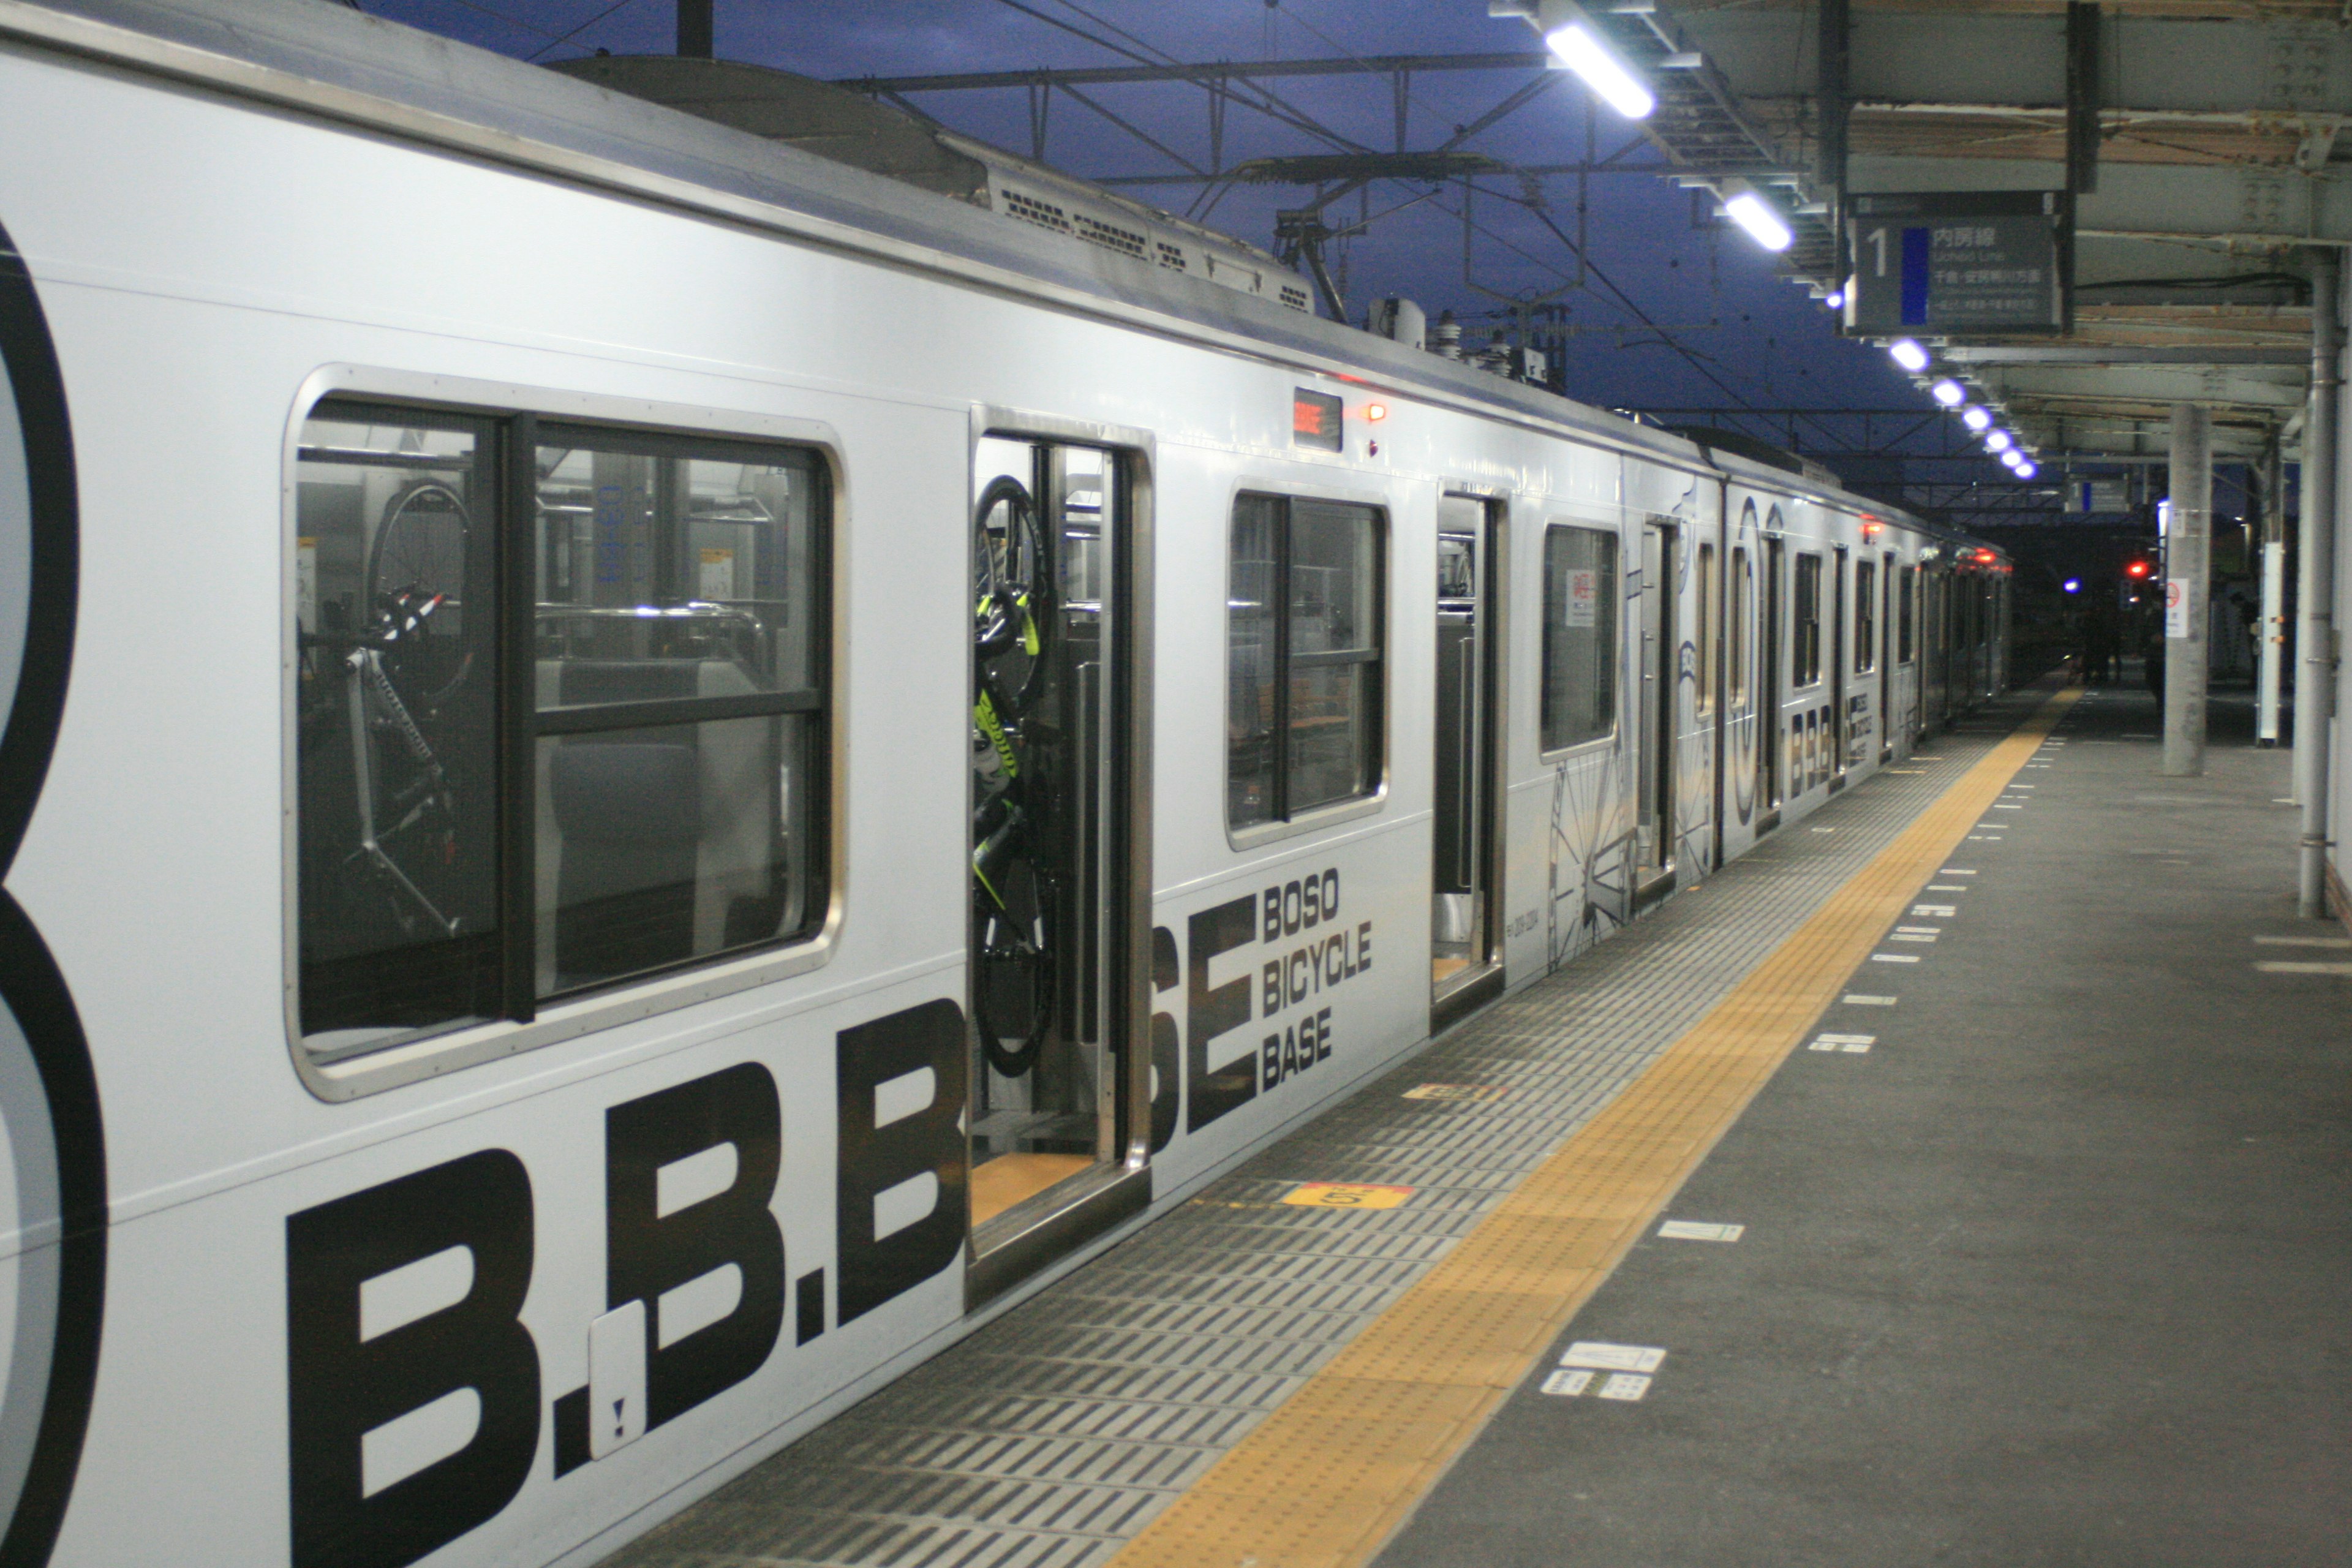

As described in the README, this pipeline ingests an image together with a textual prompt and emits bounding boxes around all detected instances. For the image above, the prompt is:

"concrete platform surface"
[1376,686,2352,1568]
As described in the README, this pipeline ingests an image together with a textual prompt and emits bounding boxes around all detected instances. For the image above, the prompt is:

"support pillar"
[2257,435,2285,747]
[677,0,712,58]
[2161,403,2211,777]
[2296,250,2340,916]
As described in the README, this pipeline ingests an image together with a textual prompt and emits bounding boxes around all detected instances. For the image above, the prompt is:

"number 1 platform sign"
[1845,190,2070,336]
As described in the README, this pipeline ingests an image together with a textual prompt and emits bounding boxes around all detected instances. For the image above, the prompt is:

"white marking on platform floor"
[1657,1221,1744,1242]
[1561,1343,1666,1373]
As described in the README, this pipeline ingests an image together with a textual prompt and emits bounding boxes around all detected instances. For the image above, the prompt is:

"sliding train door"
[1879,550,1896,760]
[967,434,1147,1304]
[1431,495,1502,1014]
[1635,519,1676,883]
[1830,545,1849,785]
[1760,531,1785,816]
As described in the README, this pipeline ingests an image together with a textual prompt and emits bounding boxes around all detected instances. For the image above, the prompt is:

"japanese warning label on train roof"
[1846,191,2068,334]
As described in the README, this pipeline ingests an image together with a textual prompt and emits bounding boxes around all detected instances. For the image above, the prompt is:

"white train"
[0,2,2010,1564]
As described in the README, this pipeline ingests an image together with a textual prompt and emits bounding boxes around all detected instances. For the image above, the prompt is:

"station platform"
[601,680,2350,1568]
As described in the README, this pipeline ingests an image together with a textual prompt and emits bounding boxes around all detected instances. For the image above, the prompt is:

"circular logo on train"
[0,216,102,1568]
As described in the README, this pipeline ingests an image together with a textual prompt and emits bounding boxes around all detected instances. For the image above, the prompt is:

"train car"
[0,2,2009,1566]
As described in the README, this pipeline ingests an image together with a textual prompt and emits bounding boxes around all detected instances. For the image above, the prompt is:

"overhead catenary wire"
[952,1,1785,417]
[529,0,645,61]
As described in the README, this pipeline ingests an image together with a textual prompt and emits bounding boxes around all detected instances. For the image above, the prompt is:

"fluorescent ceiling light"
[1545,20,1656,119]
[1888,338,1930,372]
[1931,379,1965,407]
[1986,429,2014,454]
[1825,289,1845,310]
[1962,405,1992,432]
[2001,449,2025,470]
[1722,189,1793,253]
[2015,460,2038,480]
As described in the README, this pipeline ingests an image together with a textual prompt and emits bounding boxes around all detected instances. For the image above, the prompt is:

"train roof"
[2,0,2002,565]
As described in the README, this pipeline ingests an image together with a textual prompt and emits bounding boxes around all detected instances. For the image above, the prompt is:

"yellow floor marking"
[1109,690,2079,1568]
[1281,1183,1417,1210]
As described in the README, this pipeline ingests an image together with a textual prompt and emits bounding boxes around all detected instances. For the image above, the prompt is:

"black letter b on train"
[285,1150,540,1568]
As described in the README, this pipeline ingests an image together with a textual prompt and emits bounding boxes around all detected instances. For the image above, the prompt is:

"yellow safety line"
[1110,687,2081,1568]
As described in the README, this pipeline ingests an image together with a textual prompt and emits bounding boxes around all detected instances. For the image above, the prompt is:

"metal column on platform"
[2297,252,2340,916]
[2258,437,2285,746]
[2162,404,2212,777]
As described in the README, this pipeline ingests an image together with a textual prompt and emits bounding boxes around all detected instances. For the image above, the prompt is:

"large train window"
[1539,524,1618,752]
[1898,564,1917,662]
[1793,552,1823,687]
[293,399,830,1060]
[1853,559,1877,673]
[1228,494,1384,827]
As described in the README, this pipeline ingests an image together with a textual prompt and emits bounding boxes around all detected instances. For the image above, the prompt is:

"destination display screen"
[1292,388,1343,451]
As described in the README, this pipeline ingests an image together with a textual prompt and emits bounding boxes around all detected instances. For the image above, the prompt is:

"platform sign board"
[1845,191,2069,335]
[2164,578,2192,639]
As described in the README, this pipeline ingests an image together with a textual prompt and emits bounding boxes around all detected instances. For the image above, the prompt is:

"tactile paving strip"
[597,693,2052,1568]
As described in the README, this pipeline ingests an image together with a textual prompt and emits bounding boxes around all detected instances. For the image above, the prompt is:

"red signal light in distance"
[2125,559,2151,579]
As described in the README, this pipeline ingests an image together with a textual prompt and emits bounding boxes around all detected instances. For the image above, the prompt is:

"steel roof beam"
[835,51,1551,95]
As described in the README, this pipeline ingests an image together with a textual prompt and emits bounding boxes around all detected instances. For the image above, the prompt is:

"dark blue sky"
[364,0,1946,426]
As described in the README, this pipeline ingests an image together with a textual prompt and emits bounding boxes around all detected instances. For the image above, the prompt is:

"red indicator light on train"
[1366,402,1389,421]
[1973,549,1997,564]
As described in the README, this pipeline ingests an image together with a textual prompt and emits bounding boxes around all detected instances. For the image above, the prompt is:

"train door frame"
[1760,523,1785,826]
[1635,518,1677,891]
[1719,500,1756,859]
[1431,489,1507,1028]
[964,409,1155,1311]
[1830,545,1849,788]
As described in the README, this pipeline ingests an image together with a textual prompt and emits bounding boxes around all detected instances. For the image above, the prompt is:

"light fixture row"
[1885,338,2038,480]
[1496,1,1803,254]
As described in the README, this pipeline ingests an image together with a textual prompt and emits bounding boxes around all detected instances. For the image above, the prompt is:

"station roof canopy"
[1636,0,2341,461]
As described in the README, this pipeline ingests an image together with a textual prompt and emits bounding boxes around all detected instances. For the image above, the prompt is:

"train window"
[1227,494,1384,827]
[1793,552,1823,687]
[1729,546,1750,702]
[295,407,502,1052]
[1696,543,1717,714]
[1899,565,1917,661]
[533,428,824,997]
[293,399,831,1060]
[1539,524,1618,752]
[1854,559,1877,673]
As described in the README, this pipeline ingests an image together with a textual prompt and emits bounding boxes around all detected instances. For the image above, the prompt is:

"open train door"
[965,429,1150,1308]
[1431,494,1504,1025]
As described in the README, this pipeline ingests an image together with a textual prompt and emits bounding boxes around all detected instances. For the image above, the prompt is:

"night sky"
[363,0,1946,434]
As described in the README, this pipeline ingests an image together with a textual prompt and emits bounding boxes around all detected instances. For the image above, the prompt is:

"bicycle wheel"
[973,853,1053,1079]
[973,475,1052,715]
[369,481,470,622]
